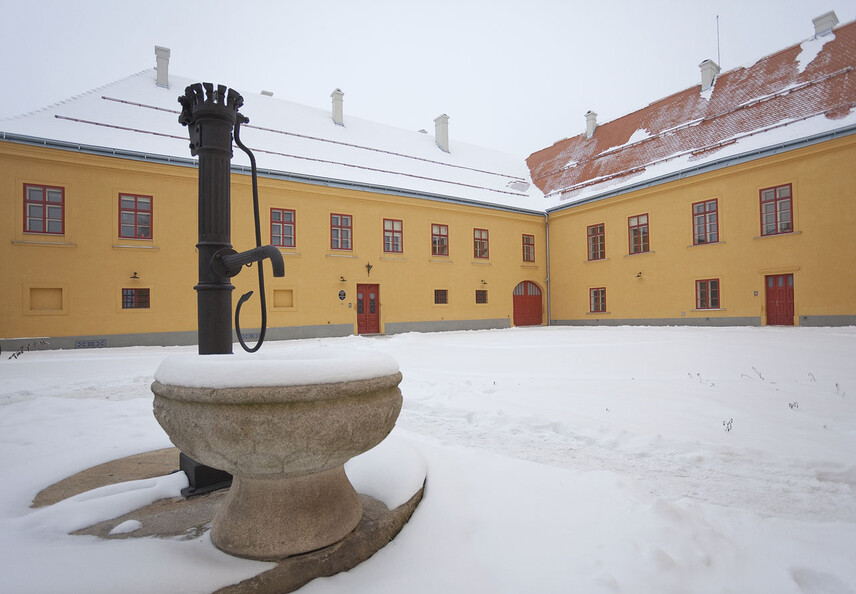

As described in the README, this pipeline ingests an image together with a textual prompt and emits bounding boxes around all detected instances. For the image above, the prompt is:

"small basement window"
[122,288,150,309]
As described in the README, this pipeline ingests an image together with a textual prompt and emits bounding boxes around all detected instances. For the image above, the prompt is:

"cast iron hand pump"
[178,83,284,355]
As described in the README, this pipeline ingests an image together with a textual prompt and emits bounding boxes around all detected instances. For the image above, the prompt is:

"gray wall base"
[799,315,856,327]
[385,318,511,335]
[5,315,852,355]
[552,317,762,327]
[1,331,199,354]
[0,324,355,354]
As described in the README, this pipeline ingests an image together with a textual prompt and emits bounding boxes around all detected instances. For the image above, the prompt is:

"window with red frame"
[330,213,352,250]
[590,287,606,313]
[473,228,489,259]
[696,279,720,309]
[383,218,403,253]
[271,208,295,247]
[122,288,150,309]
[431,223,449,256]
[587,223,605,260]
[760,184,792,236]
[24,184,64,234]
[522,234,535,262]
[628,214,649,254]
[434,289,448,304]
[119,194,152,239]
[475,289,488,304]
[692,199,718,244]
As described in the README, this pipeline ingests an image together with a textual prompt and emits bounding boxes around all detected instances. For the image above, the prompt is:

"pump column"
[178,83,243,355]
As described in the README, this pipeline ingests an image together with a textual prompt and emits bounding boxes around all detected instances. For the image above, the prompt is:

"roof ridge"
[542,18,856,150]
[1,70,151,122]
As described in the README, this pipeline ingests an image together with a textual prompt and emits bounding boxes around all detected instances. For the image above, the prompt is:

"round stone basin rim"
[154,347,399,390]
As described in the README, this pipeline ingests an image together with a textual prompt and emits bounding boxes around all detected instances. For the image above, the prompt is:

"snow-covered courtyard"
[1,326,855,593]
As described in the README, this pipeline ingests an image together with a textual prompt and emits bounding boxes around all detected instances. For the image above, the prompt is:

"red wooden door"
[513,281,543,326]
[356,284,380,334]
[765,274,794,326]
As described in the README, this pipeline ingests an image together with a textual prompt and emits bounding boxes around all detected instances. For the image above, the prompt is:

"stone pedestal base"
[212,466,362,560]
[151,348,404,561]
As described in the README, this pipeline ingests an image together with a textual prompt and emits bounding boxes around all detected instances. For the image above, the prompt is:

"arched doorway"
[513,281,543,326]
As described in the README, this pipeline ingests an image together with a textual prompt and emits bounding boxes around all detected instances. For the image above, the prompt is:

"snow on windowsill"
[753,230,802,239]
[687,241,725,248]
[12,239,77,247]
[112,244,159,250]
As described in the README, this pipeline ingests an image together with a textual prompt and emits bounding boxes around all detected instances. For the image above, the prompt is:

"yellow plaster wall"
[547,135,856,325]
[232,176,547,334]
[2,144,199,341]
[1,142,547,343]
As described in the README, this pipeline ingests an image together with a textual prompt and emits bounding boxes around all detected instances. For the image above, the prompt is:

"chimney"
[585,111,598,139]
[434,114,450,152]
[699,59,720,91]
[813,11,839,36]
[331,88,344,126]
[155,46,170,88]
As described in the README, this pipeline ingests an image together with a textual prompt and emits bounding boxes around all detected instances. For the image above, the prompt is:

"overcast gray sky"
[2,0,854,157]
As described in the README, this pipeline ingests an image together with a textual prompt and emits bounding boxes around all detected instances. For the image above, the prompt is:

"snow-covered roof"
[528,18,856,211]
[0,71,543,213]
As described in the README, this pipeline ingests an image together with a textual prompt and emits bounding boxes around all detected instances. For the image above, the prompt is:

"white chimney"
[155,46,170,88]
[813,11,839,36]
[585,111,597,139]
[434,114,450,152]
[331,88,344,126]
[699,59,721,91]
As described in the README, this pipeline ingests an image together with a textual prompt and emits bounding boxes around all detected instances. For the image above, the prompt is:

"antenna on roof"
[716,15,721,66]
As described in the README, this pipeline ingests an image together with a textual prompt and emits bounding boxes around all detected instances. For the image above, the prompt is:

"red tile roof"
[527,19,856,207]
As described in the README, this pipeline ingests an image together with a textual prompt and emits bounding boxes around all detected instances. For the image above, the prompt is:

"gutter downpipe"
[544,212,551,327]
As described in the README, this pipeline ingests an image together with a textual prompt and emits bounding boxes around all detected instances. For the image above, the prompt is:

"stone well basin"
[151,347,402,560]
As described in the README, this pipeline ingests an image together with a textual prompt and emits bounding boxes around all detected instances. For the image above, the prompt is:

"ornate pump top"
[177,83,245,156]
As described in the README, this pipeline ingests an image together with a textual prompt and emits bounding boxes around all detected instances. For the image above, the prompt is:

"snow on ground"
[1,326,855,593]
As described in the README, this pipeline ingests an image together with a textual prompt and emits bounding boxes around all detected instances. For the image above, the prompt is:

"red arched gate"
[513,281,543,326]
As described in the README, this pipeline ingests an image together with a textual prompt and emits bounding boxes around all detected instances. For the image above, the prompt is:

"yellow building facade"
[1,139,547,352]
[546,134,856,327]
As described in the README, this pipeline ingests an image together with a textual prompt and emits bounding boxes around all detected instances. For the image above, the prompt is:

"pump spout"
[213,245,284,278]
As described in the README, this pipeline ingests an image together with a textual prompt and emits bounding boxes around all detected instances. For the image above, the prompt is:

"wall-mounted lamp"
[340,276,346,282]
[130,272,140,279]
[481,280,488,285]
[366,263,373,276]
[635,272,643,279]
